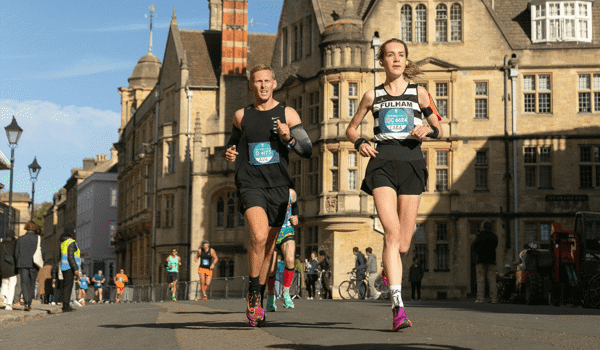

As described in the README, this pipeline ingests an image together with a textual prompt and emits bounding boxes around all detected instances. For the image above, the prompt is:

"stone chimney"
[221,0,248,75]
[208,0,223,31]
[82,158,95,171]
[96,154,108,163]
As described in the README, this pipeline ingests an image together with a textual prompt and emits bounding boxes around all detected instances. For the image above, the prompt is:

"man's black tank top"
[234,103,293,189]
[199,249,212,268]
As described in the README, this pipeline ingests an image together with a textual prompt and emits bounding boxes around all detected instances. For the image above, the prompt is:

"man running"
[195,240,218,301]
[225,64,312,326]
[92,270,105,304]
[266,188,299,311]
[114,269,128,303]
[78,273,90,306]
[166,249,181,301]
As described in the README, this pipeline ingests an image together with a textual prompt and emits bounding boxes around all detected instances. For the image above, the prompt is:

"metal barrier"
[83,277,250,303]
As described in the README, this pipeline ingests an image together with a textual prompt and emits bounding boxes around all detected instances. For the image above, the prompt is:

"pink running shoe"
[392,307,412,331]
[382,270,388,287]
[246,293,265,327]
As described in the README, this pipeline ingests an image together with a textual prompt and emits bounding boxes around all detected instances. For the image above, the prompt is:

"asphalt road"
[0,298,598,350]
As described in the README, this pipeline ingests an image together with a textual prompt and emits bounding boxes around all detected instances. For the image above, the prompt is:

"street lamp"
[28,157,41,219]
[4,116,23,237]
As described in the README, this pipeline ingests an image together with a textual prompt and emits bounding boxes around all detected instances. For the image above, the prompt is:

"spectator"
[292,254,303,299]
[305,251,318,300]
[365,247,380,300]
[59,225,80,312]
[0,233,18,310]
[318,250,332,299]
[408,257,424,301]
[36,263,53,304]
[15,221,44,311]
[473,220,499,303]
[275,254,284,300]
[352,247,367,300]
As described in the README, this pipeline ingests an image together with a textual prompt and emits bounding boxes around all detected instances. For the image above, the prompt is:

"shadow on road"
[393,299,600,316]
[99,318,380,333]
[265,343,472,350]
[173,310,238,315]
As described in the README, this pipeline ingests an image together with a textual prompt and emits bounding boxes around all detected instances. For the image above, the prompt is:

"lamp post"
[371,31,381,88]
[28,157,41,219]
[4,116,23,238]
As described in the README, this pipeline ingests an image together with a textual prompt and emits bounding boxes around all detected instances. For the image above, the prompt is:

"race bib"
[249,141,280,165]
[119,277,123,282]
[202,259,210,266]
[380,108,414,133]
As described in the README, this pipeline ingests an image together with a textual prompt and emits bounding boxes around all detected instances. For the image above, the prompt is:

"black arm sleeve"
[291,202,299,216]
[225,125,242,149]
[67,242,79,272]
[289,124,312,158]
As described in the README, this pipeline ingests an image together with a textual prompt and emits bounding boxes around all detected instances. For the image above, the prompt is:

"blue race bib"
[202,259,210,266]
[249,141,280,165]
[380,108,414,133]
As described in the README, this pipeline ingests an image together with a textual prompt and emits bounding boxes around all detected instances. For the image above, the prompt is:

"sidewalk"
[0,300,62,326]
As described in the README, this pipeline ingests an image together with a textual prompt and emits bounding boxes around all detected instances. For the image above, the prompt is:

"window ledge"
[474,189,490,193]
[434,269,451,272]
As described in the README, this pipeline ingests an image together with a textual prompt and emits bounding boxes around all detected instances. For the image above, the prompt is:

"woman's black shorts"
[238,186,289,227]
[360,142,428,196]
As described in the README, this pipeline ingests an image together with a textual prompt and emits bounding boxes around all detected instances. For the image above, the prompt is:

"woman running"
[346,38,443,331]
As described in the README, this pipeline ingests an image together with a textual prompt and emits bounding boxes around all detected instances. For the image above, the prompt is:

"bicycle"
[338,271,368,300]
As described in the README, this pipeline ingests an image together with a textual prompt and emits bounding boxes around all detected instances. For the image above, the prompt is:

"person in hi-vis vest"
[60,225,80,312]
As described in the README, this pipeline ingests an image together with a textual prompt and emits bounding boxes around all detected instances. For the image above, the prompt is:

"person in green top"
[166,249,181,301]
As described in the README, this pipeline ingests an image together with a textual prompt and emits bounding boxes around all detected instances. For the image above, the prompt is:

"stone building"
[266,0,600,299]
[43,152,117,266]
[115,1,276,284]
[77,171,118,281]
[0,192,31,237]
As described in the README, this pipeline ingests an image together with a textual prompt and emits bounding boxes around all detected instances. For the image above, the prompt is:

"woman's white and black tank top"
[234,103,293,189]
[372,83,424,143]
[199,249,212,269]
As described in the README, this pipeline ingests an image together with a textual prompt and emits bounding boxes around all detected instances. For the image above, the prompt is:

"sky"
[0,0,283,205]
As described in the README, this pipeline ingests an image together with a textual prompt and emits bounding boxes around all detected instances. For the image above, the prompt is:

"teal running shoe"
[282,292,295,309]
[266,294,277,312]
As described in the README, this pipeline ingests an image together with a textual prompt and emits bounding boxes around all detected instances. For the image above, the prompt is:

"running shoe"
[171,294,177,301]
[267,294,277,312]
[202,295,208,301]
[246,293,265,327]
[382,270,389,287]
[392,307,412,331]
[282,292,294,309]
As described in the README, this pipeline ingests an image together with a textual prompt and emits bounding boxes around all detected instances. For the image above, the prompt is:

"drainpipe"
[503,56,511,251]
[151,89,160,284]
[185,86,193,281]
[509,54,519,262]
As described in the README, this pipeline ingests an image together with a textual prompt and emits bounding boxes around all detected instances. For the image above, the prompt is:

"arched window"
[238,209,245,227]
[226,198,235,228]
[401,5,412,42]
[216,197,224,228]
[435,4,448,42]
[450,4,462,41]
[415,5,427,43]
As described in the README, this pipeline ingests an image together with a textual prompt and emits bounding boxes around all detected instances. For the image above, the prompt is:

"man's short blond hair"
[250,64,274,81]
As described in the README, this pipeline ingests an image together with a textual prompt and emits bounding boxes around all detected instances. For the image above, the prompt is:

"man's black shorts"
[238,186,289,227]
[167,272,179,283]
